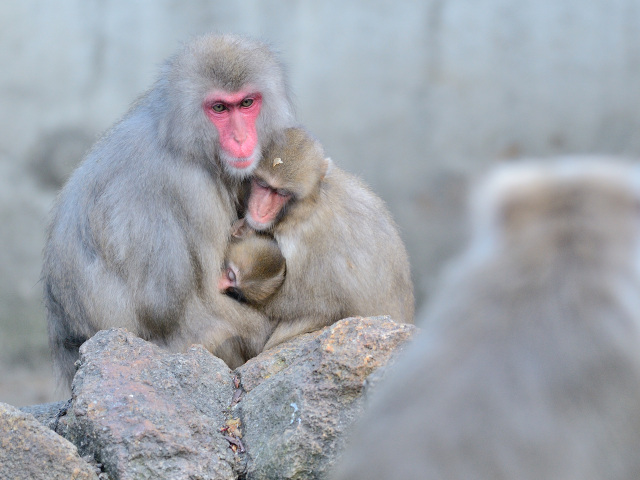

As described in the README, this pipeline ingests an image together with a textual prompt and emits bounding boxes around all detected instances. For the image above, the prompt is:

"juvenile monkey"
[332,159,640,480]
[43,34,295,389]
[244,127,414,350]
[219,220,286,306]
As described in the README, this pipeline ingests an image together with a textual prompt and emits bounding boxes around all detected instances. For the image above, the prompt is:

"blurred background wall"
[1,0,639,405]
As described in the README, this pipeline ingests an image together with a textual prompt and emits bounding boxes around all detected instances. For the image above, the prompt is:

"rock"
[20,400,70,431]
[68,329,238,480]
[0,401,98,480]
[21,317,416,479]
[235,316,416,479]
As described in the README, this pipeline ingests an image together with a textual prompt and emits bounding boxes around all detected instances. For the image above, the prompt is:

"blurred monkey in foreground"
[243,127,414,349]
[43,34,295,389]
[332,159,640,480]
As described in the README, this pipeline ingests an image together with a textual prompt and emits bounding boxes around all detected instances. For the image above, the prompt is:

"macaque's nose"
[233,130,247,144]
[230,113,248,144]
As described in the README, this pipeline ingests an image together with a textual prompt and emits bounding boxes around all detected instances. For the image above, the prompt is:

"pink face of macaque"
[203,90,263,172]
[246,178,292,231]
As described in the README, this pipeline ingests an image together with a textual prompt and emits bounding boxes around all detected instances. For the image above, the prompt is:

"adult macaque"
[245,127,414,350]
[332,160,640,480]
[219,219,286,306]
[42,34,295,388]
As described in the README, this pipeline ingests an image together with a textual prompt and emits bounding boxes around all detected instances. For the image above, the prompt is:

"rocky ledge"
[4,316,416,480]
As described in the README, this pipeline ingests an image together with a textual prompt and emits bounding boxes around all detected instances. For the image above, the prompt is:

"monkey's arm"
[263,316,329,350]
[87,172,199,337]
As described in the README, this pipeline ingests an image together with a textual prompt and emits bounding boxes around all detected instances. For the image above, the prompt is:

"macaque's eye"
[240,98,254,108]
[226,267,236,283]
[255,178,270,189]
[211,103,226,113]
[276,189,292,198]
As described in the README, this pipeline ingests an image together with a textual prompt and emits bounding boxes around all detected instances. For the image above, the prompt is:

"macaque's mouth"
[246,214,272,231]
[229,158,254,169]
[253,216,271,225]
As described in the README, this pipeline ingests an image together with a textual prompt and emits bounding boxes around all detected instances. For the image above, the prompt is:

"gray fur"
[251,128,415,350]
[332,159,640,480]
[42,34,295,388]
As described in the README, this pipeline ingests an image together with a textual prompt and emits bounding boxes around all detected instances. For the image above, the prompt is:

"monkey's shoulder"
[322,167,390,215]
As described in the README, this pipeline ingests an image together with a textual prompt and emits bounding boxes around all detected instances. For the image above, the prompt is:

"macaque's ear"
[231,218,253,239]
[322,157,333,180]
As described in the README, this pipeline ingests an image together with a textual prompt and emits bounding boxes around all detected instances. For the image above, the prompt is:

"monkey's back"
[42,94,255,385]
[268,165,414,326]
[339,232,640,479]
[333,159,640,479]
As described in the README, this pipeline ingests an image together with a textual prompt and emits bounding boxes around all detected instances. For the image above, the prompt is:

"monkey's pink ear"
[322,157,333,179]
[231,218,252,238]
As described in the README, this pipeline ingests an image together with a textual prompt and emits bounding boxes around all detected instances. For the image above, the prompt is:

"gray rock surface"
[19,317,416,479]
[67,329,238,480]
[20,400,70,431]
[0,401,98,480]
[235,316,416,479]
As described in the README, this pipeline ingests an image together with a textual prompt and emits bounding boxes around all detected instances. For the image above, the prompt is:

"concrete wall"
[2,0,640,404]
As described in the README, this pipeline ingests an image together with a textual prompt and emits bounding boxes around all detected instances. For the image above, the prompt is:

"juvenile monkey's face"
[219,235,286,305]
[245,176,292,231]
[245,127,327,231]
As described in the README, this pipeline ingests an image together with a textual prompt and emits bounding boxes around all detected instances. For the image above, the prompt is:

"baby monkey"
[219,219,286,307]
